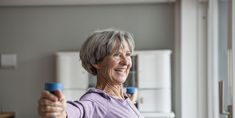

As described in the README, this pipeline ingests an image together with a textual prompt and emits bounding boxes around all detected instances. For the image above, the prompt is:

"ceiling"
[0,0,175,6]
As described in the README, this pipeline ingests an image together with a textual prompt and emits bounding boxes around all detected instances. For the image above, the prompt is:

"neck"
[95,76,124,99]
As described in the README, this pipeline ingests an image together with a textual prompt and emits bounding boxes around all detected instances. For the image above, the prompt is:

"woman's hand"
[38,90,67,118]
[127,92,137,104]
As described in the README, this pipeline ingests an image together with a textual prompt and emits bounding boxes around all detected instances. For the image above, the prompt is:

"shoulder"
[80,88,110,106]
[79,88,111,117]
[66,89,111,118]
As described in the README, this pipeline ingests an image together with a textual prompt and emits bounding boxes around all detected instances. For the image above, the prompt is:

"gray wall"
[0,4,175,117]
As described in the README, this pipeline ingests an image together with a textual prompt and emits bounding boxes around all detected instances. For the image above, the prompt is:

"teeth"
[116,69,125,72]
[117,70,123,71]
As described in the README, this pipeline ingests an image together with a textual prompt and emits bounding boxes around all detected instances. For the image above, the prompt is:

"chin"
[119,77,127,83]
[113,77,127,83]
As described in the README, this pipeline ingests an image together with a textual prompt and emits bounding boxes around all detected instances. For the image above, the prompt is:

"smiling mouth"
[115,68,126,72]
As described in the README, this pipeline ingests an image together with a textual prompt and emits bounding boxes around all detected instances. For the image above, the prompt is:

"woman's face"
[95,40,132,85]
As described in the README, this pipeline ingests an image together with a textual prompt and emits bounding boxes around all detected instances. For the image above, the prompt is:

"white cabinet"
[133,50,174,118]
[56,52,89,100]
[56,52,88,89]
[137,51,171,88]
[63,89,87,100]
[138,89,171,112]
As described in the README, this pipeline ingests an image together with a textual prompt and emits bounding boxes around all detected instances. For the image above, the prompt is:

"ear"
[92,63,100,69]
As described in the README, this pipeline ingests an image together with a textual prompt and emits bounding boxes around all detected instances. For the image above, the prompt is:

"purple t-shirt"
[66,88,144,118]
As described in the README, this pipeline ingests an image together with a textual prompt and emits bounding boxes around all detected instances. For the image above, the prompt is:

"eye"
[113,52,121,57]
[126,52,132,57]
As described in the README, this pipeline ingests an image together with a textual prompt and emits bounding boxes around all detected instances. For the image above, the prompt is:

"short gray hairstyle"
[80,28,135,75]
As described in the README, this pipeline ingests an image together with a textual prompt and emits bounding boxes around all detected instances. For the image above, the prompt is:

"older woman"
[38,28,143,118]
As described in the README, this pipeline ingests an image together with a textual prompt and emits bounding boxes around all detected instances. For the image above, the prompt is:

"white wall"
[0,4,175,117]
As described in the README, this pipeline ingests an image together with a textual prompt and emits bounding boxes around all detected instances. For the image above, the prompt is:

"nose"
[120,55,129,65]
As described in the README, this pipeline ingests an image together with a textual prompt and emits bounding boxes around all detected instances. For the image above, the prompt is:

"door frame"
[207,0,219,118]
[174,0,208,118]
[231,0,235,117]
[207,0,219,117]
[207,0,234,118]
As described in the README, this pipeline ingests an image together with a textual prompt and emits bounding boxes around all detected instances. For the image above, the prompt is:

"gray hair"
[79,28,135,75]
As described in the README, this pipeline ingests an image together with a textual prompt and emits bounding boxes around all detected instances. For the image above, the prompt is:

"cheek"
[109,60,119,68]
[127,59,132,68]
[103,61,118,73]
